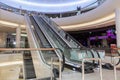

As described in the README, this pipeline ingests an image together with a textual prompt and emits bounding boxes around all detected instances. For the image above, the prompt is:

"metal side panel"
[24,15,51,79]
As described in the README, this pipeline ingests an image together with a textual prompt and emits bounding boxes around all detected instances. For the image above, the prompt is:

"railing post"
[50,57,62,80]
[82,59,85,80]
[113,57,117,80]
[59,60,62,80]
[51,58,53,80]
[113,56,120,80]
[81,58,103,80]
[99,59,103,80]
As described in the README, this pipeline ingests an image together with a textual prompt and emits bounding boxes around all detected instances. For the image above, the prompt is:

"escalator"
[32,15,96,73]
[40,14,82,48]
[30,16,59,63]
[23,51,36,79]
[37,14,117,71]
[25,14,62,79]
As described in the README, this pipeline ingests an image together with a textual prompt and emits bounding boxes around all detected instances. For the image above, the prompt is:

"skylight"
[12,0,93,7]
[0,0,98,13]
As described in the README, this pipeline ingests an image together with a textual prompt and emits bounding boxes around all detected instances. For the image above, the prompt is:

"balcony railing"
[0,0,106,18]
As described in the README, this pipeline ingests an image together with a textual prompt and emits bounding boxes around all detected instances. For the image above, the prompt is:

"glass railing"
[64,48,95,63]
[36,16,69,51]
[34,16,97,65]
[45,0,105,18]
[40,14,83,48]
[0,0,106,18]
[30,16,59,63]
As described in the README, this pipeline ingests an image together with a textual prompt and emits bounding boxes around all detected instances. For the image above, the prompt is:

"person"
[77,6,81,11]
[76,6,81,15]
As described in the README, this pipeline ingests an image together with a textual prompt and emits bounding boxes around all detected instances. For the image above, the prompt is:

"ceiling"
[0,0,97,13]
[0,0,120,32]
[22,0,81,4]
[52,0,120,31]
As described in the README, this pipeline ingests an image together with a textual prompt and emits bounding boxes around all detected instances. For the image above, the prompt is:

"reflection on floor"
[0,54,23,80]
[62,68,120,80]
[0,53,120,80]
[62,55,120,80]
[0,65,21,80]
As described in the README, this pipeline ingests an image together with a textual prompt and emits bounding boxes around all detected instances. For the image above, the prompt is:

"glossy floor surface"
[62,68,120,80]
[0,53,120,80]
[0,53,23,80]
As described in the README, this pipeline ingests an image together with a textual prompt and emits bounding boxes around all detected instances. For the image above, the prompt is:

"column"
[16,26,21,48]
[0,33,6,47]
[115,8,120,47]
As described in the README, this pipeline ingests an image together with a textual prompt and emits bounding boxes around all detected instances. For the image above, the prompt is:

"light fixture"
[0,61,22,67]
[12,0,92,7]
[0,20,26,28]
[61,13,115,29]
[0,20,19,27]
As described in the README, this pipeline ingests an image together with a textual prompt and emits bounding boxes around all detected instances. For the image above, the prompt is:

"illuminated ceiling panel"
[0,0,97,13]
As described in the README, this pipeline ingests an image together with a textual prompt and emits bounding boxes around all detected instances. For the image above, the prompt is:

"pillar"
[115,8,120,47]
[16,26,21,48]
[0,33,6,47]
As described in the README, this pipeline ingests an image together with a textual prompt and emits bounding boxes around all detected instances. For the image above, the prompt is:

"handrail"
[39,15,72,48]
[50,58,62,80]
[32,15,63,60]
[81,0,98,11]
[0,48,62,80]
[113,56,120,80]
[41,14,85,48]
[25,14,63,80]
[0,48,56,51]
[82,58,103,80]
[112,48,120,50]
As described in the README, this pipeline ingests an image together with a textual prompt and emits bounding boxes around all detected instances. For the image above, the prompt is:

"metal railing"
[50,58,62,80]
[0,48,62,80]
[82,58,103,80]
[113,56,120,80]
[112,48,120,80]
[1,48,119,80]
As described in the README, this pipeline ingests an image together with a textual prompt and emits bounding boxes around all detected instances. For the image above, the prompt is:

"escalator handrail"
[40,14,84,48]
[26,15,51,66]
[39,15,72,48]
[31,15,65,71]
[38,15,96,64]
[33,15,99,70]
[32,15,63,61]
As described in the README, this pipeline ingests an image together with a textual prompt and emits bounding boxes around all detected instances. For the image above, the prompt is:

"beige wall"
[0,32,6,47]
